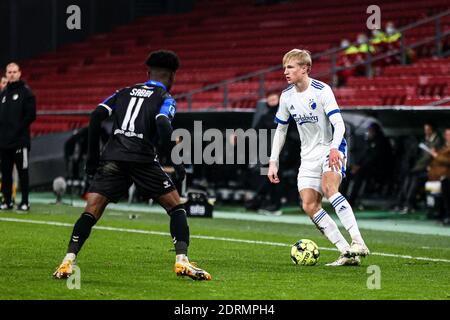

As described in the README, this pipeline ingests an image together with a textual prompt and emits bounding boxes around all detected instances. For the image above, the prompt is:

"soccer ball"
[290,239,320,266]
[52,176,67,204]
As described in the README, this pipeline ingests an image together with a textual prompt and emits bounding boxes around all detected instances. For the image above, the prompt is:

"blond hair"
[282,49,312,73]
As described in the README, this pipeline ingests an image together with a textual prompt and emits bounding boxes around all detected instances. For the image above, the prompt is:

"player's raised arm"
[323,86,345,172]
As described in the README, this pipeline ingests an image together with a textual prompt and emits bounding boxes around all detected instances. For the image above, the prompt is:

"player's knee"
[167,203,186,216]
[84,193,109,219]
[158,190,181,211]
[302,202,320,215]
[322,183,338,198]
[84,204,102,220]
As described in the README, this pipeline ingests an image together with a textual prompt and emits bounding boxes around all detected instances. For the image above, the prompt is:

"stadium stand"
[335,56,450,107]
[19,0,449,135]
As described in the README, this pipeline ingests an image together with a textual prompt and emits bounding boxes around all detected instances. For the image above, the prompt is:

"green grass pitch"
[0,203,449,300]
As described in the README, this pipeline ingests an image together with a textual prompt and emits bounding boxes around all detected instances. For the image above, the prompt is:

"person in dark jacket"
[396,122,443,214]
[347,122,393,207]
[245,93,284,215]
[0,62,36,211]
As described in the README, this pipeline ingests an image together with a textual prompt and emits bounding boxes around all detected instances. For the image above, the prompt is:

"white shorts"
[297,149,347,195]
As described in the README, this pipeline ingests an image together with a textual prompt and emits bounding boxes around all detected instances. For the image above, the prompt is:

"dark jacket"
[358,133,393,175]
[0,80,36,149]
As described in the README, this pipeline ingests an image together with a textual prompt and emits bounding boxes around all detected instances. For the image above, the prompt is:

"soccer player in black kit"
[53,50,211,281]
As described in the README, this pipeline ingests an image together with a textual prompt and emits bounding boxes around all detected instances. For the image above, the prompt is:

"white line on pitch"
[1,217,450,263]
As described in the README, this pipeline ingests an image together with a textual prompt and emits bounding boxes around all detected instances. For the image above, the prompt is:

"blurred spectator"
[356,33,376,54]
[383,21,403,65]
[396,122,443,214]
[427,127,450,225]
[245,92,283,215]
[354,33,376,76]
[385,21,402,44]
[336,39,359,86]
[370,29,387,47]
[0,76,7,91]
[0,62,36,211]
[370,29,388,75]
[347,122,393,208]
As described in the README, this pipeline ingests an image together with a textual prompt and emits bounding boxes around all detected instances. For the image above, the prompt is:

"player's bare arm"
[268,123,288,183]
[327,109,346,172]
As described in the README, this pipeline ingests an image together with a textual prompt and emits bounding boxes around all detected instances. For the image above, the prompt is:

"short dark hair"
[145,50,179,72]
[6,62,20,71]
[424,121,437,131]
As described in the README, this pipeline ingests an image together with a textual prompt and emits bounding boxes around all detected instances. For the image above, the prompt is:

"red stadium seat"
[17,0,450,135]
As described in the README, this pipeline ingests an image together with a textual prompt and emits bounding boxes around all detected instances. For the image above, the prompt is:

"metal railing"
[174,9,450,110]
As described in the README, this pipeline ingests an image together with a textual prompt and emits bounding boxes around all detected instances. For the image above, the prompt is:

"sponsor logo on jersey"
[292,113,319,125]
[1,96,5,103]
[163,180,171,188]
[130,88,154,98]
[113,129,143,139]
[13,94,19,100]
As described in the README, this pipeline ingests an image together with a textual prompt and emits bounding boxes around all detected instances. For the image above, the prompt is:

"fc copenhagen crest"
[308,99,317,110]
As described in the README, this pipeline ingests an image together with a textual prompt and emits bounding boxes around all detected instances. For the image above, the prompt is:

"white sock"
[176,254,188,263]
[312,209,350,254]
[329,192,364,244]
[64,253,76,262]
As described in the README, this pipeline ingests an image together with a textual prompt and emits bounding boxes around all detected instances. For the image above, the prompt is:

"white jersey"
[275,78,346,160]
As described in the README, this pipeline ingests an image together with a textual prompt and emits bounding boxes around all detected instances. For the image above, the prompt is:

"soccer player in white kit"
[268,49,370,266]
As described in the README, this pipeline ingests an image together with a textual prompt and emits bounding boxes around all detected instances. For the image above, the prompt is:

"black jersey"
[99,80,176,163]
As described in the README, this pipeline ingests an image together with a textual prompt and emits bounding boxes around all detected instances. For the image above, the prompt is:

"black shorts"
[88,161,176,203]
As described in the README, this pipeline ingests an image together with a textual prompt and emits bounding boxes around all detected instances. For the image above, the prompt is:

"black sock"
[67,212,97,255]
[168,204,190,255]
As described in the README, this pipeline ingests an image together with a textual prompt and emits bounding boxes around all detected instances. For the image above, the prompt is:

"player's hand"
[328,148,343,172]
[268,160,280,184]
[173,164,186,182]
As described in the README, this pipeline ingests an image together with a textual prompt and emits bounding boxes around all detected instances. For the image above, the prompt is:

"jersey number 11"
[121,97,144,132]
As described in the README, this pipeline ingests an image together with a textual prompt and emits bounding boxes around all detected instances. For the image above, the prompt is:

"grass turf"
[0,203,449,300]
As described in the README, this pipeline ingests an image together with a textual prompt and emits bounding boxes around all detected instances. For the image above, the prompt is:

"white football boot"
[325,254,361,266]
[345,241,370,258]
